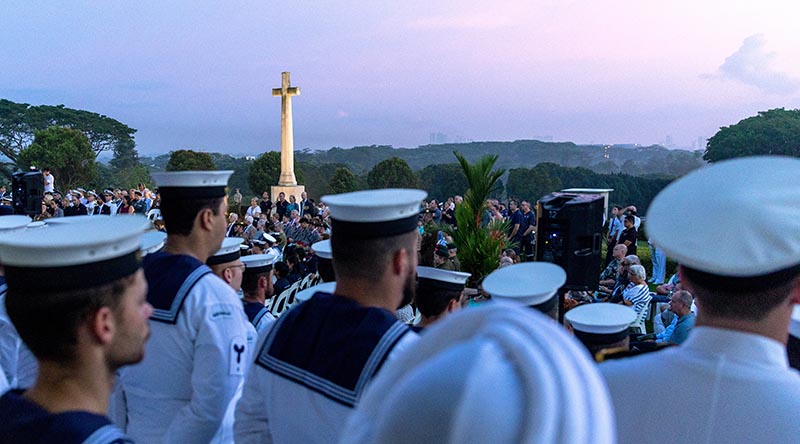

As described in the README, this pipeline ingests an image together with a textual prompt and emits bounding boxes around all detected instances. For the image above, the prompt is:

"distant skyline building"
[429,132,448,144]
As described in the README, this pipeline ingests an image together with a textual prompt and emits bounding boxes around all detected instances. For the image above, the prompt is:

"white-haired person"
[622,264,651,321]
[339,302,616,444]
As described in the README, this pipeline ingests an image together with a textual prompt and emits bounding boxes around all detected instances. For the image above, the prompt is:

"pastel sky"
[2,0,799,155]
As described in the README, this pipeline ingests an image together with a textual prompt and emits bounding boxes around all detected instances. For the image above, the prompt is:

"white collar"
[683,326,789,369]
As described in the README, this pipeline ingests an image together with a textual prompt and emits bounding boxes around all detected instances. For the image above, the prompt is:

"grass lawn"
[600,240,678,285]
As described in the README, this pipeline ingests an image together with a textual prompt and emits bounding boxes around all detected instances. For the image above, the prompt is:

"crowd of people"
[1,156,800,444]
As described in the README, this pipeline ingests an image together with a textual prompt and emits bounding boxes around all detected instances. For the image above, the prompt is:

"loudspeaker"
[12,170,44,217]
[536,192,604,291]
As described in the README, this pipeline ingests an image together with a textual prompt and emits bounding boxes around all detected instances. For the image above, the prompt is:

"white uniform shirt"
[235,293,419,444]
[120,265,250,444]
[0,289,37,389]
[601,326,800,444]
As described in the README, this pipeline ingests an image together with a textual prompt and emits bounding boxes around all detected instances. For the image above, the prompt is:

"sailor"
[311,239,334,282]
[482,262,567,319]
[239,252,280,334]
[601,156,800,444]
[206,237,247,294]
[0,216,151,443]
[0,215,32,389]
[340,303,616,444]
[413,266,470,331]
[235,188,423,444]
[564,302,637,361]
[118,170,251,443]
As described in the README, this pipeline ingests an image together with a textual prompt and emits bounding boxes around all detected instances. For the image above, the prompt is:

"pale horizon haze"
[1,1,799,156]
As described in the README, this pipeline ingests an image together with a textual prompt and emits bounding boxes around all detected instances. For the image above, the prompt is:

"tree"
[248,151,281,195]
[416,162,468,200]
[367,157,417,189]
[166,149,215,171]
[704,108,800,162]
[17,126,97,191]
[0,99,136,161]
[329,167,357,194]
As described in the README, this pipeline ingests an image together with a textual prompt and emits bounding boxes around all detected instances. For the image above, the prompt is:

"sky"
[1,0,799,156]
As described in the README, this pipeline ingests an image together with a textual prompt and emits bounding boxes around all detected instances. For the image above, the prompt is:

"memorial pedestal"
[272,185,305,203]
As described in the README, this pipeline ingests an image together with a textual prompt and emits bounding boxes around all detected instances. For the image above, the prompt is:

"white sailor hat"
[0,215,32,234]
[45,215,95,226]
[295,281,336,303]
[207,237,243,266]
[140,231,167,257]
[482,262,567,311]
[340,302,615,444]
[648,156,800,291]
[321,189,427,238]
[311,239,332,259]
[416,266,470,291]
[263,233,277,244]
[565,303,637,347]
[790,306,800,339]
[241,250,280,274]
[0,216,150,292]
[151,170,233,199]
[26,221,46,230]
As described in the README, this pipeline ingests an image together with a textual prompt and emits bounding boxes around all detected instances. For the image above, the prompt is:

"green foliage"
[166,149,216,171]
[329,166,358,194]
[416,162,467,200]
[17,126,97,191]
[704,108,800,162]
[367,157,417,189]
[0,99,136,161]
[443,153,508,287]
[248,151,281,195]
[114,164,151,189]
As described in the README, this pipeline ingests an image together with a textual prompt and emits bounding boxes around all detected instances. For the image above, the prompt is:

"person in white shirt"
[601,156,800,444]
[42,168,54,194]
[235,189,423,444]
[118,171,251,444]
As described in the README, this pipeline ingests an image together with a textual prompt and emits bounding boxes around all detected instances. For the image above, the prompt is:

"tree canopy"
[166,149,216,171]
[367,157,417,189]
[329,167,358,194]
[17,126,97,191]
[0,99,136,163]
[704,108,800,162]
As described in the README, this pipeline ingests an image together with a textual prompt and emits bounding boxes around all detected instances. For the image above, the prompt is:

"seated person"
[621,264,651,323]
[598,255,640,302]
[273,261,292,296]
[599,244,628,288]
[656,271,681,295]
[636,290,695,346]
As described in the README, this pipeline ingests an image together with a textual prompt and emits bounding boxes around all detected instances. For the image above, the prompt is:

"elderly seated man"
[599,244,628,288]
[635,290,696,349]
[598,255,641,303]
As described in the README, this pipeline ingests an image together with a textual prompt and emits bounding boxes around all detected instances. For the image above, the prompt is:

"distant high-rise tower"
[429,132,448,144]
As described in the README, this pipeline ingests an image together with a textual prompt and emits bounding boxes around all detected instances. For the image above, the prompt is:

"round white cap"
[322,189,427,223]
[565,303,637,335]
[340,302,615,444]
[140,231,167,257]
[0,215,32,233]
[482,262,567,306]
[312,239,332,259]
[648,156,800,277]
[151,170,233,188]
[417,266,471,289]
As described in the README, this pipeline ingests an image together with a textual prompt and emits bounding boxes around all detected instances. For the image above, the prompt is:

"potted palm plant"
[443,152,509,289]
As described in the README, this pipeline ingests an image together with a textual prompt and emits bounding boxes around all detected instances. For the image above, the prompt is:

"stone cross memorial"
[271,71,305,201]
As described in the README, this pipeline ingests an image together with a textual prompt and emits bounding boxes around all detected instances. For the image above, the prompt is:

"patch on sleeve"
[209,304,233,321]
[230,336,247,376]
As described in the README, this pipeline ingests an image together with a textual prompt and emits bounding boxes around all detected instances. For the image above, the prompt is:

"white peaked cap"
[296,281,336,303]
[0,216,150,291]
[140,231,167,257]
[648,156,800,277]
[566,303,637,334]
[416,266,470,289]
[339,302,615,444]
[790,306,800,338]
[263,233,277,243]
[46,215,95,225]
[150,170,233,188]
[0,215,32,234]
[482,262,567,306]
[322,189,427,223]
[241,250,280,273]
[311,239,332,259]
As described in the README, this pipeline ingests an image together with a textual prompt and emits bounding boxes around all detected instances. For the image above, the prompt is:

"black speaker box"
[12,170,44,217]
[536,192,604,291]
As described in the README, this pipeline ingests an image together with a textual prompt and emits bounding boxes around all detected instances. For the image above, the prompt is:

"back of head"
[647,156,800,321]
[340,303,615,444]
[151,171,232,236]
